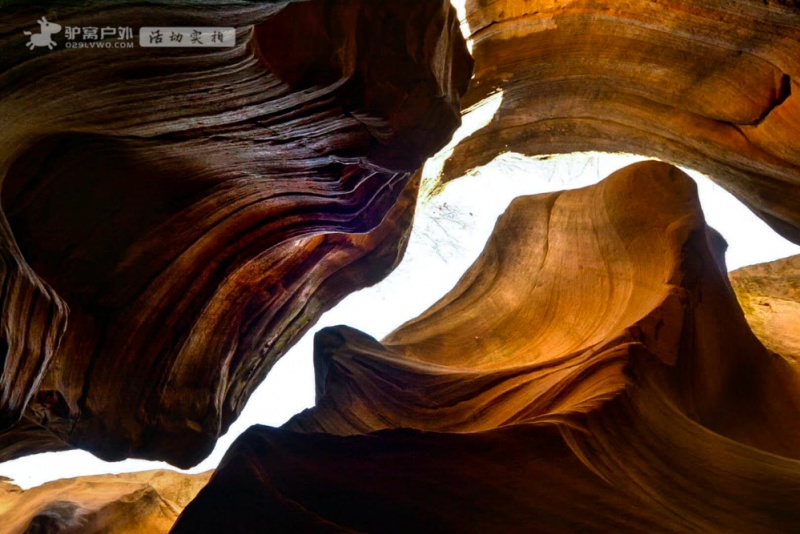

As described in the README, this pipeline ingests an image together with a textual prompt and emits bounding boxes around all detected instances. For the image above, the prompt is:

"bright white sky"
[2,150,798,489]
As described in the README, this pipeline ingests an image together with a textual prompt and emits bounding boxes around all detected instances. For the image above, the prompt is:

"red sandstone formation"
[3,0,800,531]
[173,162,800,532]
[731,255,800,362]
[442,0,800,243]
[0,470,211,533]
[0,1,471,467]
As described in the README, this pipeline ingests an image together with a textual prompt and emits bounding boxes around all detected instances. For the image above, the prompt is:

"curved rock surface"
[0,1,471,467]
[731,254,800,362]
[441,0,800,243]
[174,162,800,532]
[0,470,210,534]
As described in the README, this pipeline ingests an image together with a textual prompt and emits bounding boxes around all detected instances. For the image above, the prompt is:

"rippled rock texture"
[0,1,471,467]
[174,162,800,533]
[442,0,800,243]
[0,470,210,534]
[731,255,800,363]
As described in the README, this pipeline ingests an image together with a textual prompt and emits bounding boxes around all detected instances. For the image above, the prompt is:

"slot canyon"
[0,0,799,532]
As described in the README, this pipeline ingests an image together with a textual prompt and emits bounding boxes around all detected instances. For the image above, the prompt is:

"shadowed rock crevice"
[750,73,792,126]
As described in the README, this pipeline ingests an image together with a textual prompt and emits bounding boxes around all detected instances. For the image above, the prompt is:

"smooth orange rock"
[442,0,800,242]
[0,0,471,467]
[0,470,211,534]
[174,162,800,532]
[731,255,800,363]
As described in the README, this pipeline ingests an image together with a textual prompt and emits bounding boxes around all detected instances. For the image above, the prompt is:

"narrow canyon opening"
[3,150,797,489]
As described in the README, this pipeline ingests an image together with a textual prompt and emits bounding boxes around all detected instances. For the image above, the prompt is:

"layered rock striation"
[441,0,800,243]
[0,1,471,467]
[174,162,800,532]
[4,0,800,530]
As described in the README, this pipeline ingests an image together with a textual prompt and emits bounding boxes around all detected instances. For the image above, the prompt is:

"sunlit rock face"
[443,0,800,243]
[731,255,800,363]
[173,162,800,532]
[0,470,211,534]
[0,1,471,467]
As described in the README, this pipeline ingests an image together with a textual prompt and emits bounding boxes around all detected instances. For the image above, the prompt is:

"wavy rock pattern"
[0,470,211,534]
[174,162,800,532]
[441,0,800,243]
[0,1,470,467]
[731,255,800,362]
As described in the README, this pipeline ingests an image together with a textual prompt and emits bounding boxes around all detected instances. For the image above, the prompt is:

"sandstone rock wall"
[0,470,211,534]
[0,0,471,467]
[731,255,800,362]
[442,0,800,243]
[173,162,800,532]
